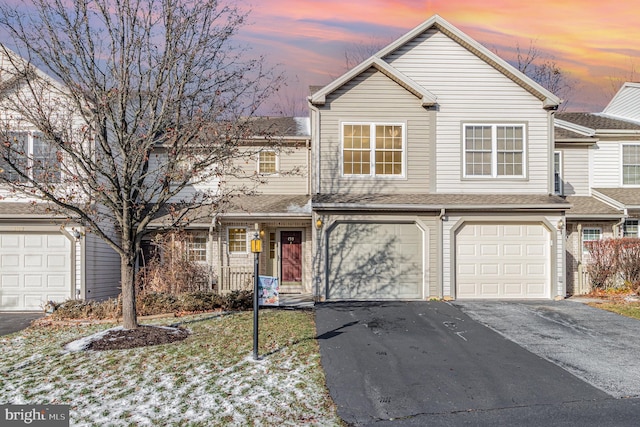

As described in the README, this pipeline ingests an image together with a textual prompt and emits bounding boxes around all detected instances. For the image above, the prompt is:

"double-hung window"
[582,228,602,255]
[258,151,277,174]
[186,235,207,262]
[623,219,639,238]
[342,123,404,177]
[0,131,61,183]
[228,227,247,253]
[622,144,640,186]
[554,151,563,195]
[463,124,526,178]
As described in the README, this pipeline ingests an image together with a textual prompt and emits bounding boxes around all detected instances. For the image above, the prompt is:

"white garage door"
[327,223,424,299]
[456,223,550,299]
[0,232,72,310]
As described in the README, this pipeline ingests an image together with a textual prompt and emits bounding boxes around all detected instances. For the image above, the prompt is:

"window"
[624,220,639,238]
[554,151,562,195]
[258,151,277,174]
[228,227,247,253]
[463,124,525,178]
[342,123,404,177]
[0,132,61,183]
[622,144,640,185]
[582,228,602,254]
[186,235,207,262]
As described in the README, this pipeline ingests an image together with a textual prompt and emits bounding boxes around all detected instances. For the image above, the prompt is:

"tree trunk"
[121,254,138,329]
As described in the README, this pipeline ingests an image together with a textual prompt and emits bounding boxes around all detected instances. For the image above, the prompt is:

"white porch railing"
[218,266,254,293]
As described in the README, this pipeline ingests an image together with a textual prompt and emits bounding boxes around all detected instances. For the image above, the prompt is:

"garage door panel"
[327,223,423,300]
[456,223,550,299]
[0,232,71,310]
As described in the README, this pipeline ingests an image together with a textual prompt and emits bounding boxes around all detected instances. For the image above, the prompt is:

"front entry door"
[280,230,302,292]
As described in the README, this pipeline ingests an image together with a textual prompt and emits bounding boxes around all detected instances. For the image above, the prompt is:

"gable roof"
[374,15,561,109]
[309,56,437,107]
[603,82,640,122]
[555,112,640,136]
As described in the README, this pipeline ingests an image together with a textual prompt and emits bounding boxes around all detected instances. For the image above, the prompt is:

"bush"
[586,238,640,292]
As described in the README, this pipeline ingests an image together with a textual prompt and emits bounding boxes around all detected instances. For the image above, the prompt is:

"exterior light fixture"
[315,219,323,229]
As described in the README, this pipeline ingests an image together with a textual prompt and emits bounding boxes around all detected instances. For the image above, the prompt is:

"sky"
[239,0,640,114]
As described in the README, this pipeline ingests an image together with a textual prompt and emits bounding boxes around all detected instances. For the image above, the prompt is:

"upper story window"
[463,124,526,178]
[258,151,277,174]
[0,132,61,183]
[342,123,404,177]
[582,227,602,254]
[622,144,640,186]
[554,151,563,195]
[228,227,247,254]
[186,235,207,262]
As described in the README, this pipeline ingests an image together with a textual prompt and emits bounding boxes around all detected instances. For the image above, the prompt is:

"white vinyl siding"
[317,68,431,194]
[463,124,526,178]
[591,141,622,187]
[622,144,640,186]
[603,84,640,121]
[556,147,590,196]
[384,29,550,193]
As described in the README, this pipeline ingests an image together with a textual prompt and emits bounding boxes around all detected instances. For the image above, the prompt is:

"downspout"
[559,216,566,298]
[308,102,320,194]
[577,223,583,293]
[613,209,628,238]
[438,208,445,299]
[305,138,311,195]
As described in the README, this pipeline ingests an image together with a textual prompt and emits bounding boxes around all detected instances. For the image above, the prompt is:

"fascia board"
[591,189,626,210]
[554,119,595,136]
[603,82,640,113]
[312,203,570,211]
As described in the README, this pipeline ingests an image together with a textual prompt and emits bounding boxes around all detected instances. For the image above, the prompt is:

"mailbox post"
[250,230,262,360]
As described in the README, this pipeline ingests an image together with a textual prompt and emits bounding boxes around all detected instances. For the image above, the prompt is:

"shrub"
[222,290,253,311]
[586,238,640,292]
[585,239,618,289]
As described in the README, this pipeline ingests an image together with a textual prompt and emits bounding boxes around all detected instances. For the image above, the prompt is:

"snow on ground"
[0,315,338,426]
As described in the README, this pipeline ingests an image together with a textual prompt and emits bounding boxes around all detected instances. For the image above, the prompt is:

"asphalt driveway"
[0,312,42,336]
[316,301,640,426]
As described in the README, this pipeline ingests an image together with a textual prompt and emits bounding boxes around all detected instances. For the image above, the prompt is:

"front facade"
[309,15,568,301]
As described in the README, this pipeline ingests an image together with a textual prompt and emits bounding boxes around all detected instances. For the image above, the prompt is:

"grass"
[0,309,341,426]
[588,301,640,320]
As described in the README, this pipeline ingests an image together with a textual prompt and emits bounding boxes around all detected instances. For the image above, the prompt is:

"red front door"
[281,231,302,283]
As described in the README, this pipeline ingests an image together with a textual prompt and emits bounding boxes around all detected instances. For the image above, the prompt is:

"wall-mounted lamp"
[315,219,323,229]
[259,229,265,238]
[71,230,82,240]
[556,219,564,230]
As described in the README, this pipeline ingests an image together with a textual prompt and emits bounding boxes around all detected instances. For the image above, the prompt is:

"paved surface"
[453,299,640,398]
[316,301,640,426]
[0,312,42,336]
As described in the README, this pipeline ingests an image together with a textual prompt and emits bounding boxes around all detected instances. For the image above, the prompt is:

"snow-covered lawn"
[0,310,340,426]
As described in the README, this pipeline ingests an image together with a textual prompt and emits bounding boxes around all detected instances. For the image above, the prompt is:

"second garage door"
[456,223,550,299]
[327,222,424,299]
[0,232,72,310]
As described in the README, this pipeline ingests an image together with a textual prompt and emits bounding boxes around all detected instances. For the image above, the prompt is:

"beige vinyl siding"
[317,68,432,195]
[557,146,590,196]
[591,141,621,187]
[84,231,121,300]
[417,215,438,297]
[223,144,310,195]
[384,29,551,194]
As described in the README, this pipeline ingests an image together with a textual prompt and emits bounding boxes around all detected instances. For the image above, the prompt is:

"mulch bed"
[87,325,190,351]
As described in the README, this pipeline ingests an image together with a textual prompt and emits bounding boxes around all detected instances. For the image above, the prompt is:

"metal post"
[252,231,260,360]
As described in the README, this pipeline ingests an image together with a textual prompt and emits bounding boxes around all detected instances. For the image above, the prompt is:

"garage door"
[456,223,550,299]
[327,222,423,299]
[0,233,72,310]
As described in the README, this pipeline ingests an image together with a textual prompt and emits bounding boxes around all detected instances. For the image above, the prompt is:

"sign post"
[250,230,262,360]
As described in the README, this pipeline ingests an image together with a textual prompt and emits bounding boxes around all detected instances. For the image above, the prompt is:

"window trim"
[582,227,602,254]
[257,150,279,175]
[623,219,639,238]
[341,122,406,178]
[621,143,640,187]
[462,123,527,179]
[554,151,563,195]
[0,131,62,183]
[227,226,248,254]
[186,234,208,263]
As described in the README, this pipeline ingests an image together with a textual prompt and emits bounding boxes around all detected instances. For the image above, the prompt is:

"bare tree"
[0,0,282,329]
[516,40,573,109]
[344,36,390,70]
[607,58,638,98]
[271,74,308,117]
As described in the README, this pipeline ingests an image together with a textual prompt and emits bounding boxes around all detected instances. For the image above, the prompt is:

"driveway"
[315,301,640,426]
[0,312,42,336]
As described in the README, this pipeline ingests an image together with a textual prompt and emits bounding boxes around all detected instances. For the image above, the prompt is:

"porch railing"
[218,266,254,293]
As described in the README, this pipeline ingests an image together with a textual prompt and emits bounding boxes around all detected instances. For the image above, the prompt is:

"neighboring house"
[147,116,313,294]
[555,90,640,294]
[309,15,568,300]
[0,50,120,311]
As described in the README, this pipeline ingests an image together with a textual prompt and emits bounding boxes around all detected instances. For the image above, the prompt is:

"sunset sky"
[240,0,640,113]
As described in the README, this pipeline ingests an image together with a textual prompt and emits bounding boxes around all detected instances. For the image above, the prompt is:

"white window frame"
[621,143,640,187]
[227,227,248,254]
[623,219,639,238]
[0,131,61,183]
[582,227,602,254]
[463,123,527,179]
[257,150,278,175]
[186,234,208,263]
[341,122,406,178]
[554,151,563,195]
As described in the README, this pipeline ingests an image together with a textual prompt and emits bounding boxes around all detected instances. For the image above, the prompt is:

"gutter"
[312,203,571,211]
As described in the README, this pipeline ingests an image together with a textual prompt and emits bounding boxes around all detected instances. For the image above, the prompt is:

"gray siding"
[385,29,552,194]
[84,231,121,300]
[591,141,621,187]
[317,68,432,195]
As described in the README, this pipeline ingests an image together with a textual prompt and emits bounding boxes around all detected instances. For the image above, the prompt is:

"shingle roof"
[556,113,640,131]
[564,196,622,218]
[593,188,640,207]
[554,126,597,141]
[244,117,310,138]
[313,193,569,210]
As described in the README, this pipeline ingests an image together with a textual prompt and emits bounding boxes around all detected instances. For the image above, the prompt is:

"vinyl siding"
[591,141,621,187]
[384,29,552,194]
[604,85,640,121]
[317,68,432,195]
[84,230,121,300]
[558,146,590,196]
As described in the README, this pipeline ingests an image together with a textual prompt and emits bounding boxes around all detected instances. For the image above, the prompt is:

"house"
[145,116,313,295]
[554,86,640,294]
[308,15,569,300]
[0,49,120,311]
